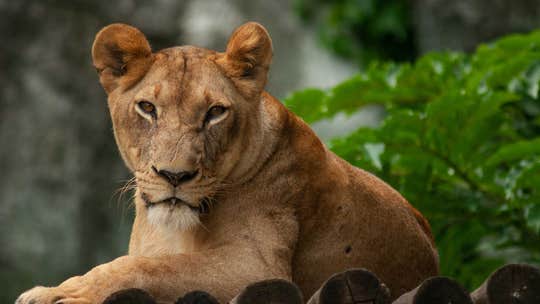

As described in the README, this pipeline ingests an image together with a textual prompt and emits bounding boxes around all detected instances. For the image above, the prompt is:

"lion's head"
[92,22,273,230]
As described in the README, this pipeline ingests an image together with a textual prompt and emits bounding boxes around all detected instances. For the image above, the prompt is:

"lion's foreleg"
[17,248,285,304]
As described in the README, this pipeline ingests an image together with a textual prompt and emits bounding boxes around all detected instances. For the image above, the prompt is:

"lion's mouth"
[141,193,210,214]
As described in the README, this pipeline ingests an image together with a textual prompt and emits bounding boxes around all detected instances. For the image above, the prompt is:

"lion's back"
[292,153,439,300]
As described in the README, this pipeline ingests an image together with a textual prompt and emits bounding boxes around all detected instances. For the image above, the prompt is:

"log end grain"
[485,263,540,304]
[315,268,391,304]
[231,279,303,304]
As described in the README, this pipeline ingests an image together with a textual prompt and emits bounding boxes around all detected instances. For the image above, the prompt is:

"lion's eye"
[204,105,227,125]
[137,101,156,118]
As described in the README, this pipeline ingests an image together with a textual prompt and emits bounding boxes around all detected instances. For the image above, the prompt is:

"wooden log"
[393,276,472,304]
[230,279,303,304]
[471,263,540,304]
[307,268,391,304]
[102,288,220,304]
[102,288,156,304]
[176,291,220,304]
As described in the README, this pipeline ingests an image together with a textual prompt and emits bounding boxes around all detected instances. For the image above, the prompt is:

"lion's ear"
[215,22,273,99]
[92,24,153,94]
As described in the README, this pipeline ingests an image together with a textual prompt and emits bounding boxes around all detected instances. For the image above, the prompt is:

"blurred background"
[1,0,540,302]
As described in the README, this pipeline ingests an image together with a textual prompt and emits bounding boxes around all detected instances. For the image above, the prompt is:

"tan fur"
[16,22,438,304]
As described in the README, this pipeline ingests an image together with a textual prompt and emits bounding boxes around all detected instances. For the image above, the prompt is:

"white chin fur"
[147,204,200,231]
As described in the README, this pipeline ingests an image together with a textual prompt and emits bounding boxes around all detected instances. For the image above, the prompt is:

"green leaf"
[525,204,540,234]
[284,88,327,124]
[486,138,540,167]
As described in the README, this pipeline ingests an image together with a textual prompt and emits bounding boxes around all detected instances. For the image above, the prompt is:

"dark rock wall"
[412,0,540,53]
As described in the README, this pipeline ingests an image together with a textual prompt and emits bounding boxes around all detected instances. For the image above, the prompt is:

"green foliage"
[285,30,540,289]
[294,0,416,62]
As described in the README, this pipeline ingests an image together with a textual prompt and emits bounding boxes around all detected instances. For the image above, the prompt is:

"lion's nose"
[152,166,198,187]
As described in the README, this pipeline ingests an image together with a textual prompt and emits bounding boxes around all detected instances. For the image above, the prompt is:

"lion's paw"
[16,286,63,304]
[15,286,90,304]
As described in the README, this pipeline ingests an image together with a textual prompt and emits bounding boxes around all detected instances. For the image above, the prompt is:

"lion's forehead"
[154,46,217,76]
[139,46,225,99]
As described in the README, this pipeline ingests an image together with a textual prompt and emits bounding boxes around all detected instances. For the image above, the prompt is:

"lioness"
[17,22,438,304]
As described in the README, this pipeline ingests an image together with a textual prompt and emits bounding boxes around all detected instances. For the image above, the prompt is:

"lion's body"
[126,90,438,300]
[17,23,438,304]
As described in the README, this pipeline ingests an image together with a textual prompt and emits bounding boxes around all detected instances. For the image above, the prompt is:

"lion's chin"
[147,204,200,231]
